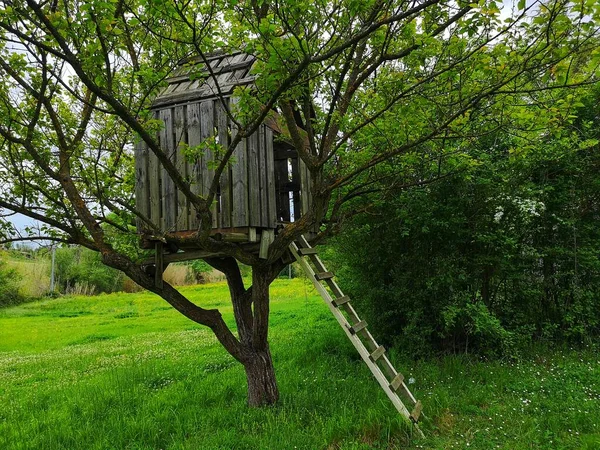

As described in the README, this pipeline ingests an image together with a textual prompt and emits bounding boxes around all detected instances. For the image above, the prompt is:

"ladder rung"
[349,320,368,334]
[389,373,404,391]
[410,401,423,423]
[369,345,386,362]
[314,271,334,281]
[332,295,350,307]
[298,247,318,256]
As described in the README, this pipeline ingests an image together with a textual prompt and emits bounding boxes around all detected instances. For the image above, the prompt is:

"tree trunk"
[204,257,283,407]
[243,346,279,406]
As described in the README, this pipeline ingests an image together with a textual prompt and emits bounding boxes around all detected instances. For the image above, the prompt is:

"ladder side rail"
[290,243,419,430]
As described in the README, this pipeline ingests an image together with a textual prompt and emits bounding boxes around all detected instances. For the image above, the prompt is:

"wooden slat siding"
[186,102,202,230]
[230,97,249,228]
[247,131,261,227]
[134,139,149,230]
[174,105,188,231]
[149,111,161,227]
[257,125,269,227]
[159,108,175,230]
[265,126,277,228]
[216,99,231,228]
[199,100,217,229]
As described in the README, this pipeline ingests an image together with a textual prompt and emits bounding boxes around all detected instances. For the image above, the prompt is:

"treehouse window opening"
[274,143,302,223]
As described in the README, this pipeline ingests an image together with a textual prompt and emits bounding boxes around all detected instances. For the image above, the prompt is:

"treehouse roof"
[152,51,256,109]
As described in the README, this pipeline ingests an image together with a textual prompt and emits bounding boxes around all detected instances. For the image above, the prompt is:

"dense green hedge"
[332,94,600,356]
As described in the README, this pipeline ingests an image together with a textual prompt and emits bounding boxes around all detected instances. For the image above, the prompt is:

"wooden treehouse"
[134,51,313,258]
[134,51,424,435]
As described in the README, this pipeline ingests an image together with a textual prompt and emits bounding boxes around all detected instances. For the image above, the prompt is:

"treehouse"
[133,53,424,430]
[134,52,313,256]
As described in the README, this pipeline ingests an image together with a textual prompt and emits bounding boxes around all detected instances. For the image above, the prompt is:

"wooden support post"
[155,242,164,289]
[259,229,275,259]
[248,227,258,242]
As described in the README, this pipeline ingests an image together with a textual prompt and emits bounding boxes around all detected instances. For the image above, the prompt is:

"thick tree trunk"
[243,346,279,406]
[205,257,283,407]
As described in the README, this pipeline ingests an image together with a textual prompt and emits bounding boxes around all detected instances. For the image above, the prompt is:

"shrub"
[0,257,23,307]
[55,247,124,295]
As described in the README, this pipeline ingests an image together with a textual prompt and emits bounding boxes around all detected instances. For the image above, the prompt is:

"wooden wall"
[135,97,301,234]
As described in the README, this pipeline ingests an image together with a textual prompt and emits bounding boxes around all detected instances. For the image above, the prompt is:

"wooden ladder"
[289,236,424,437]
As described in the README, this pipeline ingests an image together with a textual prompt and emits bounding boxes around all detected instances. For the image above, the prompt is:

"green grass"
[1,279,599,449]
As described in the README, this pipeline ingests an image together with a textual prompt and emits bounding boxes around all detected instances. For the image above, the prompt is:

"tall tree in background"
[0,0,598,405]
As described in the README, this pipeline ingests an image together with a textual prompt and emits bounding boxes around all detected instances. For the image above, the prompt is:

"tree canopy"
[0,0,599,405]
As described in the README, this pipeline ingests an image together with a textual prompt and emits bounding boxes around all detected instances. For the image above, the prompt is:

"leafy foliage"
[55,247,125,295]
[0,256,22,307]
[332,87,600,356]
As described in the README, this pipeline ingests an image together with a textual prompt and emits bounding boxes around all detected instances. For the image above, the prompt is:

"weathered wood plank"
[134,139,149,230]
[149,111,161,228]
[216,99,231,228]
[186,102,202,230]
[299,157,310,219]
[297,247,318,256]
[258,125,269,227]
[349,320,368,335]
[159,108,175,230]
[265,126,276,228]
[230,98,249,228]
[248,227,257,242]
[314,271,334,281]
[259,229,274,259]
[247,131,260,227]
[332,295,351,307]
[199,100,217,228]
[174,105,189,231]
[389,373,405,392]
[369,346,386,362]
[410,401,423,423]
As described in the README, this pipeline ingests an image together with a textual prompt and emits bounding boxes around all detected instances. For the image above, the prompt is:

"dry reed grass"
[7,258,50,298]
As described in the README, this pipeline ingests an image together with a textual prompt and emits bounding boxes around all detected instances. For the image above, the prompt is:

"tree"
[0,0,598,406]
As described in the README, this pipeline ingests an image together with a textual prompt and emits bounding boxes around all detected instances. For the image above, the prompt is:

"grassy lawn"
[1,278,599,449]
